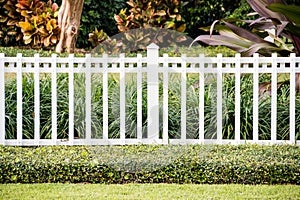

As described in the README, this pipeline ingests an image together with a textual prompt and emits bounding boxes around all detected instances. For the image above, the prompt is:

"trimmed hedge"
[0,145,299,184]
[0,46,235,57]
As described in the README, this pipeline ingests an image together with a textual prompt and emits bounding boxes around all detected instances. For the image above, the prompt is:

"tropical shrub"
[17,0,60,48]
[114,0,187,33]
[193,0,300,57]
[0,0,60,48]
[88,0,188,50]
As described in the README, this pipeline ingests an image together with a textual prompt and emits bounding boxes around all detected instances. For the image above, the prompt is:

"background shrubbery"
[0,145,299,184]
[6,0,297,49]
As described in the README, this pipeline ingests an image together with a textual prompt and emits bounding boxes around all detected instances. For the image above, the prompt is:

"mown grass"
[0,184,299,200]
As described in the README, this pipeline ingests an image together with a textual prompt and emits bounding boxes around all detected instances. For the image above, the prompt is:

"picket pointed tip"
[147,43,159,49]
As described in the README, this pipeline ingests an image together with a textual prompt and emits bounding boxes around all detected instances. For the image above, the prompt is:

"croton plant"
[18,0,60,48]
[0,0,60,48]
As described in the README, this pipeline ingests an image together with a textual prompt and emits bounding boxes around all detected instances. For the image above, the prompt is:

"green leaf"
[267,3,300,25]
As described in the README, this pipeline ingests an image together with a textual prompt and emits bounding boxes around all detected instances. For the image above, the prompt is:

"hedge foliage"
[0,145,299,184]
[54,0,242,48]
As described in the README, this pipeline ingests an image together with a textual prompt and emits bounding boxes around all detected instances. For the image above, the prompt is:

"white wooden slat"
[235,54,241,142]
[85,54,92,144]
[120,54,126,143]
[0,53,5,145]
[199,54,205,143]
[68,54,74,145]
[290,53,296,144]
[147,43,159,142]
[253,53,259,142]
[17,53,23,145]
[163,54,169,144]
[102,54,109,142]
[271,53,277,143]
[51,54,57,145]
[181,54,187,141]
[34,54,40,145]
[217,54,223,143]
[137,54,143,140]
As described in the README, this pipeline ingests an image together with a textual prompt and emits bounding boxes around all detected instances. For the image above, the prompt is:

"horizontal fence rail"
[0,43,300,146]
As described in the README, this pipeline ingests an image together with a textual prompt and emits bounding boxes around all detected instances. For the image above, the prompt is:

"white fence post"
[34,54,40,145]
[0,53,5,145]
[147,43,159,142]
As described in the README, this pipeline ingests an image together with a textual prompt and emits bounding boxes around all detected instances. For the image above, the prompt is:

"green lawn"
[0,184,299,200]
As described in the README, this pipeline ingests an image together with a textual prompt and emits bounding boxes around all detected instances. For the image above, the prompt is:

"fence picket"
[34,54,40,145]
[85,54,92,144]
[199,54,205,143]
[253,53,259,143]
[271,53,278,143]
[181,54,187,141]
[51,54,58,145]
[163,54,169,144]
[290,53,296,144]
[217,54,223,143]
[17,53,23,145]
[120,54,126,143]
[0,53,4,145]
[137,54,143,141]
[102,54,109,143]
[68,54,74,145]
[235,54,241,142]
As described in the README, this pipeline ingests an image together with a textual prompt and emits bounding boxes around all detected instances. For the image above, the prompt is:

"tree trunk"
[55,0,84,53]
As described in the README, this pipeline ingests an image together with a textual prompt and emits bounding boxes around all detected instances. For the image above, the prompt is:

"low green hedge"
[0,145,299,184]
[0,45,236,57]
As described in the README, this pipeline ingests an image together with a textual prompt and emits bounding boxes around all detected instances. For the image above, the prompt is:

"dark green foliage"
[75,0,127,48]
[0,145,299,184]
[182,0,240,39]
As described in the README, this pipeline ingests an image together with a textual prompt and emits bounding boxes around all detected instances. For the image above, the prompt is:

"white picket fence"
[0,43,299,146]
